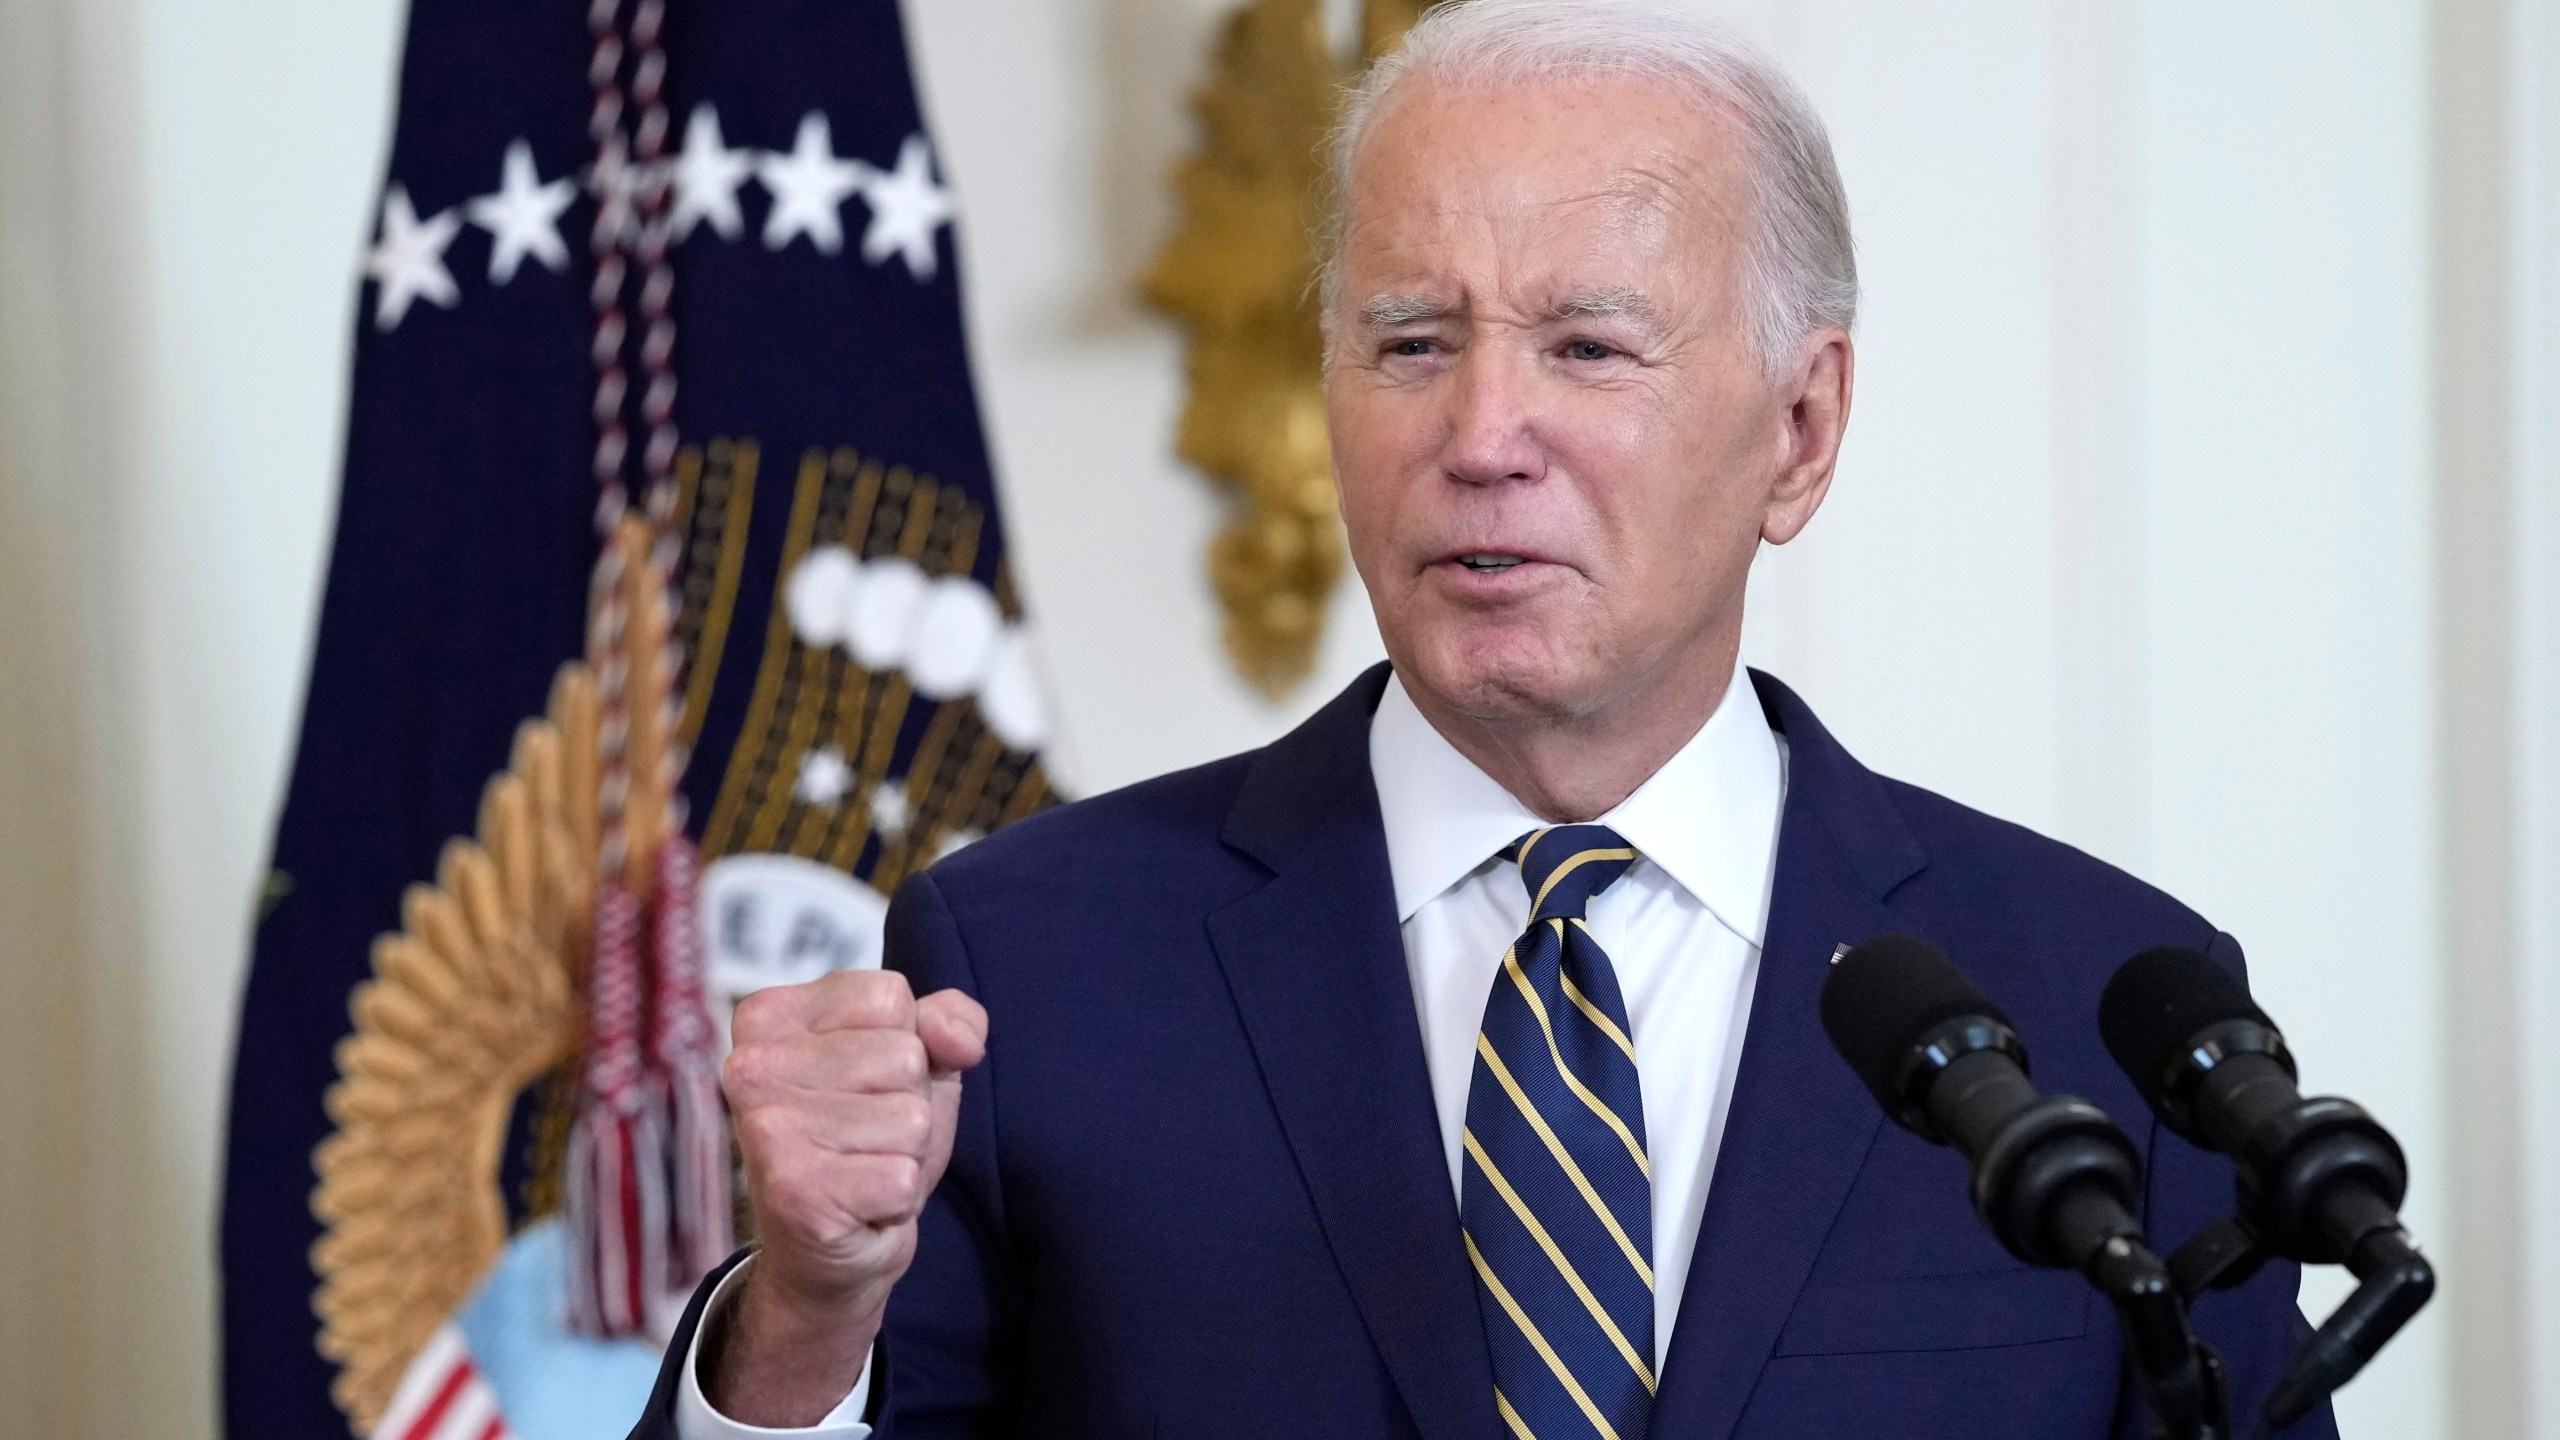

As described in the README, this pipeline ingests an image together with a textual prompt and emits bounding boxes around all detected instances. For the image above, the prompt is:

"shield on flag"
[218,3,1057,1436]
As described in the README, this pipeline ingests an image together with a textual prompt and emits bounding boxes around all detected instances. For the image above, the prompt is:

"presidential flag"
[219,3,1057,1436]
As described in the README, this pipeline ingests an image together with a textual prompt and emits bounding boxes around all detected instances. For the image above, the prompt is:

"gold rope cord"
[311,518,676,1433]
[521,438,754,1223]
[704,446,835,858]
[1142,0,1439,695]
[675,439,761,749]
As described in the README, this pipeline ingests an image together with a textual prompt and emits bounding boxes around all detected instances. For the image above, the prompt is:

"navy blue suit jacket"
[633,667,2336,1438]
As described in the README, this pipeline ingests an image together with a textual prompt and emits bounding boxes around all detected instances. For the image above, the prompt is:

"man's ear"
[1761,327,1853,546]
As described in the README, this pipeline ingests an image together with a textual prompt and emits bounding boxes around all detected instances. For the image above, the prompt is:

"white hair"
[1324,0,1858,380]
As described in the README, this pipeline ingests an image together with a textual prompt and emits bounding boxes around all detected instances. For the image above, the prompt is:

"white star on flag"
[671,104,754,242]
[795,747,854,808]
[366,184,462,330]
[855,133,954,282]
[757,113,864,254]
[465,140,575,284]
[869,780,911,840]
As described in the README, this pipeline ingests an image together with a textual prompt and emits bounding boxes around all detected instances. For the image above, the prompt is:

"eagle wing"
[309,516,674,1432]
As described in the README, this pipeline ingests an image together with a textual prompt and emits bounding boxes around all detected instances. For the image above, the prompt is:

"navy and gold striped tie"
[1462,825,1654,1440]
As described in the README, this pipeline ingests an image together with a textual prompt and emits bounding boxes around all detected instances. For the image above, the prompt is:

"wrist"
[702,1261,886,1427]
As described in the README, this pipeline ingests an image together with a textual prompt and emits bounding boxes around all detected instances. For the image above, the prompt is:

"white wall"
[2515,0,2560,1419]
[0,0,2536,1435]
[904,0,1390,798]
[2131,6,2443,1433]
[0,0,405,1432]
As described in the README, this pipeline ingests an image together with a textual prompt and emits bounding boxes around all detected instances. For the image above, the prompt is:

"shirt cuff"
[674,1256,876,1440]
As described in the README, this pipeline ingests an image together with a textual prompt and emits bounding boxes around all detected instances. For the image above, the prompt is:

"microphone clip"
[2157,1206,2435,1432]
[2085,1233,2236,1440]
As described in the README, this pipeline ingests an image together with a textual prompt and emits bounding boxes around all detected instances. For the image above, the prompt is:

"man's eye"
[1565,340,1618,362]
[1388,338,1436,358]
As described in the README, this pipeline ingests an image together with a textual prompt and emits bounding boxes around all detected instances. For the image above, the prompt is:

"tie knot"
[1506,824,1638,922]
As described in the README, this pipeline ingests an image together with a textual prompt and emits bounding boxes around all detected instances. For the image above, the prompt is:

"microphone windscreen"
[2098,945,2273,1115]
[1820,933,2015,1115]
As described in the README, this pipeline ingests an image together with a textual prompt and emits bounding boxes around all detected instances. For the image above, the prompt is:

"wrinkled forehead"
[1335,73,1752,304]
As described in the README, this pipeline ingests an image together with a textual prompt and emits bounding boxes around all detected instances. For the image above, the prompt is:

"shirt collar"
[1368,663,1786,946]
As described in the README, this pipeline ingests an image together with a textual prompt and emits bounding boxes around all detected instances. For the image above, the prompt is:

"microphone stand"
[2164,1202,2435,1433]
[2098,955,2436,1430]
[2073,1196,2235,1440]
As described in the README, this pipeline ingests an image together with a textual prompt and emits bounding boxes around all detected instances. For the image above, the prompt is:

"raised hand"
[703,968,988,1426]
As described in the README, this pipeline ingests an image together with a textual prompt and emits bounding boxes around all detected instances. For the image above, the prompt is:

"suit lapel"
[1647,672,1929,1438]
[1206,666,1502,1440]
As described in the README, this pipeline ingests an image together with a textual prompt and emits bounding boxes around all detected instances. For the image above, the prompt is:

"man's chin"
[1398,646,1595,727]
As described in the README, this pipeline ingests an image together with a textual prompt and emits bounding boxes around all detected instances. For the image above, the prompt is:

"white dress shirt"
[1373,663,1785,1365]
[678,663,1786,1436]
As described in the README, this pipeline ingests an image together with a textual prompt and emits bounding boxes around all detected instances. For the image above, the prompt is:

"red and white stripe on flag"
[368,1324,519,1440]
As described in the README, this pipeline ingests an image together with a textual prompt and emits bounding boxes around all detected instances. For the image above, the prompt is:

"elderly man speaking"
[633,3,2329,1437]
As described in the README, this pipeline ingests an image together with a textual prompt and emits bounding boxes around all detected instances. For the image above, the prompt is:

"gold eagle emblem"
[308,517,675,1431]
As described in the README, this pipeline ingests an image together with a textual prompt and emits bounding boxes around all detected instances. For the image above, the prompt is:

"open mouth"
[1454,554,1529,574]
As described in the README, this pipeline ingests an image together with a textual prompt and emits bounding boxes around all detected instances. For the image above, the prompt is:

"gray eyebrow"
[1545,287,1662,327]
[1355,287,1665,332]
[1358,294,1456,330]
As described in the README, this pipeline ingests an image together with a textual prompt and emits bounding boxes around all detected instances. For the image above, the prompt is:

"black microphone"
[1823,935,2232,1438]
[2100,946,2434,1426]
[1820,934,2147,1272]
[2098,946,2418,1263]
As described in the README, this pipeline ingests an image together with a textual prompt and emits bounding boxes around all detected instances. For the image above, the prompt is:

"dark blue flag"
[220,3,1057,1436]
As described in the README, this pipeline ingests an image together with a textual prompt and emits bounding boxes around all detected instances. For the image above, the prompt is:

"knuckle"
[884,1094,933,1151]
[855,971,918,1028]
[850,1155,921,1217]
[885,1033,928,1087]
[878,1224,919,1273]
[879,1154,923,1205]
[731,987,790,1041]
[733,1106,792,1160]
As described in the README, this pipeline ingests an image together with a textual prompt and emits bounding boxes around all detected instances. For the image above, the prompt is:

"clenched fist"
[703,968,988,1425]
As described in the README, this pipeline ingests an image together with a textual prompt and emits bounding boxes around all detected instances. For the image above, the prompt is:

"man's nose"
[1441,343,1546,488]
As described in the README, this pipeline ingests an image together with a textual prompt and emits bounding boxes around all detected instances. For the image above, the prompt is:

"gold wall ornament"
[1362,0,1437,58]
[1143,0,1439,696]
[308,518,673,1433]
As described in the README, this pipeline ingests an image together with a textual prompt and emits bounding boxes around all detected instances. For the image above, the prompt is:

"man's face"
[1328,75,1829,727]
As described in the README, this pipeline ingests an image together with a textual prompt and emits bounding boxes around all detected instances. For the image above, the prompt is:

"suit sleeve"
[624,867,1023,1440]
[869,865,1027,1435]
[2111,930,2340,1439]
[624,1250,752,1440]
